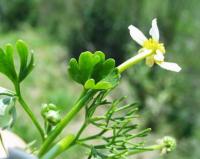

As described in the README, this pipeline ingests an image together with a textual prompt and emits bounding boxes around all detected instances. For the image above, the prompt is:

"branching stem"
[15,83,45,140]
[38,89,96,157]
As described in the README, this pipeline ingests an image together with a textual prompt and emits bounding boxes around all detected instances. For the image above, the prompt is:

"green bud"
[158,136,176,154]
[41,103,61,125]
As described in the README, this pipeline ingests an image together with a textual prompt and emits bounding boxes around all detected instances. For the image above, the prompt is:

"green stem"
[15,83,45,140]
[79,130,106,142]
[38,89,96,157]
[74,122,87,142]
[41,123,88,159]
[117,50,153,73]
[128,144,165,155]
[41,134,75,159]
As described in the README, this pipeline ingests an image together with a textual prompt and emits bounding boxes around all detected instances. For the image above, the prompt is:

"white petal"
[128,25,147,46]
[154,50,164,62]
[149,18,159,41]
[157,62,182,72]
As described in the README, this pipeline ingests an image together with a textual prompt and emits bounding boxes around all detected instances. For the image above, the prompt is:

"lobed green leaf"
[0,46,17,83]
[16,40,35,82]
[68,51,120,90]
[0,40,35,84]
[16,40,28,72]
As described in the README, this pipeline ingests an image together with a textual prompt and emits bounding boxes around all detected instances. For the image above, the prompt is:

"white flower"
[128,18,181,72]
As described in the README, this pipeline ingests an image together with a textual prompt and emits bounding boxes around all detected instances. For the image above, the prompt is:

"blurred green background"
[0,0,200,158]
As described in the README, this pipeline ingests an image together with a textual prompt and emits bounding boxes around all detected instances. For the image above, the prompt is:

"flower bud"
[158,136,176,154]
[41,103,61,125]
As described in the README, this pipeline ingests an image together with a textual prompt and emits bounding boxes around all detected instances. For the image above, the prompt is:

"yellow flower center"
[143,38,165,53]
